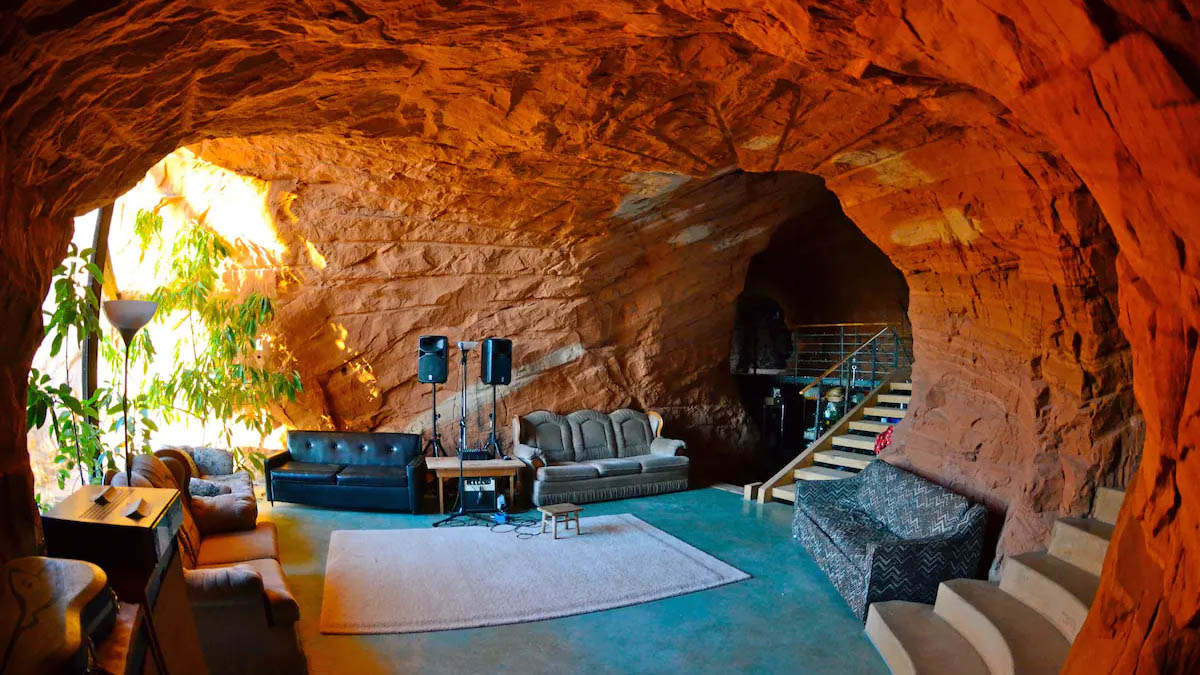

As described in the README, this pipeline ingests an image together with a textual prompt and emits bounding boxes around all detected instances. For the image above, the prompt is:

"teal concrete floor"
[261,488,888,675]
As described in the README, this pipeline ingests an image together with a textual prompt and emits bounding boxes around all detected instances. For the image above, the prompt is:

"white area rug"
[319,513,749,634]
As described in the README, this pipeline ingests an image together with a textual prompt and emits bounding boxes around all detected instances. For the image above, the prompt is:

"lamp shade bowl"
[103,300,158,344]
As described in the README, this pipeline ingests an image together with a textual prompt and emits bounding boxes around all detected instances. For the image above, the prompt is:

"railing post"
[871,336,878,388]
[893,329,900,370]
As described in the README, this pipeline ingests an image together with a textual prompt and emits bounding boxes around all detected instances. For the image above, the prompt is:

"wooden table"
[426,457,521,513]
[538,503,583,539]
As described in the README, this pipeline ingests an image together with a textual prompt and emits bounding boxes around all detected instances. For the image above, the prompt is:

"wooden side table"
[539,503,583,539]
[426,457,521,513]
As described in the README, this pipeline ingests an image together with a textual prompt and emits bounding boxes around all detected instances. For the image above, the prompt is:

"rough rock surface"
[0,2,1196,669]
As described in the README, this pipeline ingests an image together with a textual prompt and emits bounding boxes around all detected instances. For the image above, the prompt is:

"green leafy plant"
[127,209,302,473]
[25,244,115,489]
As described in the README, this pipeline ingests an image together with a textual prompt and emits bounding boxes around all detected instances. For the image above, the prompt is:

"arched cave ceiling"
[2,2,1198,670]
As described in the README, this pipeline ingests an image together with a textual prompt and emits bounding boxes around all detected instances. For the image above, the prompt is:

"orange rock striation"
[0,1,1196,669]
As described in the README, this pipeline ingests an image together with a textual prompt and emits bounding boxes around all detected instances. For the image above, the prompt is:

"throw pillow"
[189,446,236,476]
[189,477,233,498]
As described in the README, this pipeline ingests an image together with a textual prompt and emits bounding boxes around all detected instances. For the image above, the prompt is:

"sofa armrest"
[864,504,987,608]
[650,437,686,456]
[184,565,268,610]
[264,449,291,501]
[513,442,544,466]
[406,453,425,514]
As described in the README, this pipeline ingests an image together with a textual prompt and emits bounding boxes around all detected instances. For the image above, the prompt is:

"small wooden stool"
[538,503,583,539]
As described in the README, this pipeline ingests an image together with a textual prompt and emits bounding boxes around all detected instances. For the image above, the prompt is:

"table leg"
[575,512,582,535]
[437,475,445,514]
[541,514,548,534]
[553,515,560,539]
[507,475,515,506]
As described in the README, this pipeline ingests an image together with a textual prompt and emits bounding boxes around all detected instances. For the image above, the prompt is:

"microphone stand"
[434,343,493,527]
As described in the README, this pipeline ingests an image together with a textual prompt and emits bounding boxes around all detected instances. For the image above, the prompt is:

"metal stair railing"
[742,323,913,502]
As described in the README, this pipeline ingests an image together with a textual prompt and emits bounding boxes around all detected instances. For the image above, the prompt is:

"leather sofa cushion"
[537,463,601,483]
[191,491,258,535]
[200,557,299,625]
[585,458,642,477]
[197,522,280,566]
[272,461,343,483]
[632,454,689,473]
[287,430,420,467]
[336,465,408,487]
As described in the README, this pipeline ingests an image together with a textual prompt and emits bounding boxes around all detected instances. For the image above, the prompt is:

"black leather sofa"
[265,430,425,512]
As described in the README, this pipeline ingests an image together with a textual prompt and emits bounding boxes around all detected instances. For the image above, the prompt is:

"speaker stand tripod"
[422,382,445,457]
[434,342,497,527]
[481,383,506,459]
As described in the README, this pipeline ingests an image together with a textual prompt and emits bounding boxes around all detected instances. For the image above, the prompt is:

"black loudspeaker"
[417,335,449,384]
[480,338,512,385]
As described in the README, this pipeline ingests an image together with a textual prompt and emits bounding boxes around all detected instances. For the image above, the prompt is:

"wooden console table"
[426,457,521,513]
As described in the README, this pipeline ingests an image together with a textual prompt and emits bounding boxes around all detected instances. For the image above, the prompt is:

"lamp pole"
[103,300,158,486]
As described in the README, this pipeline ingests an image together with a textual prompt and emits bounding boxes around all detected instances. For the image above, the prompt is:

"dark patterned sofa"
[791,460,985,620]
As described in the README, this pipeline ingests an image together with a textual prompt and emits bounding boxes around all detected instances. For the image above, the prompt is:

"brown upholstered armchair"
[110,454,306,675]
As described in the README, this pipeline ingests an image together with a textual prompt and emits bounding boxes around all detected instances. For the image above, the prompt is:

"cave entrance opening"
[729,183,909,480]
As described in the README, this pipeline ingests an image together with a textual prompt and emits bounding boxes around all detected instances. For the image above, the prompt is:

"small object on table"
[539,503,583,539]
[426,457,521,514]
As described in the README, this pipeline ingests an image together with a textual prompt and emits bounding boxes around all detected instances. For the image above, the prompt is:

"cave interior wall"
[2,1,1196,668]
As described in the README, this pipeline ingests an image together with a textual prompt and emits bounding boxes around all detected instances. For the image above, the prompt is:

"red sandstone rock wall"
[0,1,1195,668]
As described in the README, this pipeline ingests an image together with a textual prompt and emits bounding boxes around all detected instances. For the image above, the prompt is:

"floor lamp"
[102,299,158,487]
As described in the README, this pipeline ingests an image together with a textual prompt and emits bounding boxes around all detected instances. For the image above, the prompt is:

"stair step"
[1092,487,1125,525]
[934,579,1070,675]
[866,601,990,675]
[1048,518,1113,576]
[889,381,913,391]
[876,393,912,405]
[1000,551,1099,641]
[814,449,876,470]
[794,465,852,481]
[849,420,889,434]
[770,484,796,503]
[831,433,878,451]
[864,406,906,419]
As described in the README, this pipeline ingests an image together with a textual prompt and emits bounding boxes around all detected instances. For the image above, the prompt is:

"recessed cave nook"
[2,2,1198,672]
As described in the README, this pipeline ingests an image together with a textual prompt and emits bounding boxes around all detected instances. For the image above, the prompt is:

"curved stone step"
[1048,518,1113,576]
[934,579,1070,675]
[866,601,990,675]
[1000,551,1099,641]
[1092,487,1125,525]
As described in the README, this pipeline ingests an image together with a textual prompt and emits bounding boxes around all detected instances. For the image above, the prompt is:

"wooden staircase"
[750,376,911,503]
[865,486,1126,674]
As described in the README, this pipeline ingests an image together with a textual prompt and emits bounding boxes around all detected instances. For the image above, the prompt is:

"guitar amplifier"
[463,477,497,512]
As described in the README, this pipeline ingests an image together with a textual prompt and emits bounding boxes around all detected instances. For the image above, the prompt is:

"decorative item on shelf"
[821,386,844,431]
[102,299,157,488]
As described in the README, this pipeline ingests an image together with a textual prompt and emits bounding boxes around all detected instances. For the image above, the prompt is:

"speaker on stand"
[418,335,448,457]
[480,338,512,458]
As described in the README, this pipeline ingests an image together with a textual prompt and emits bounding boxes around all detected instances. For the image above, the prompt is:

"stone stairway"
[793,381,911,482]
[865,486,1126,674]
